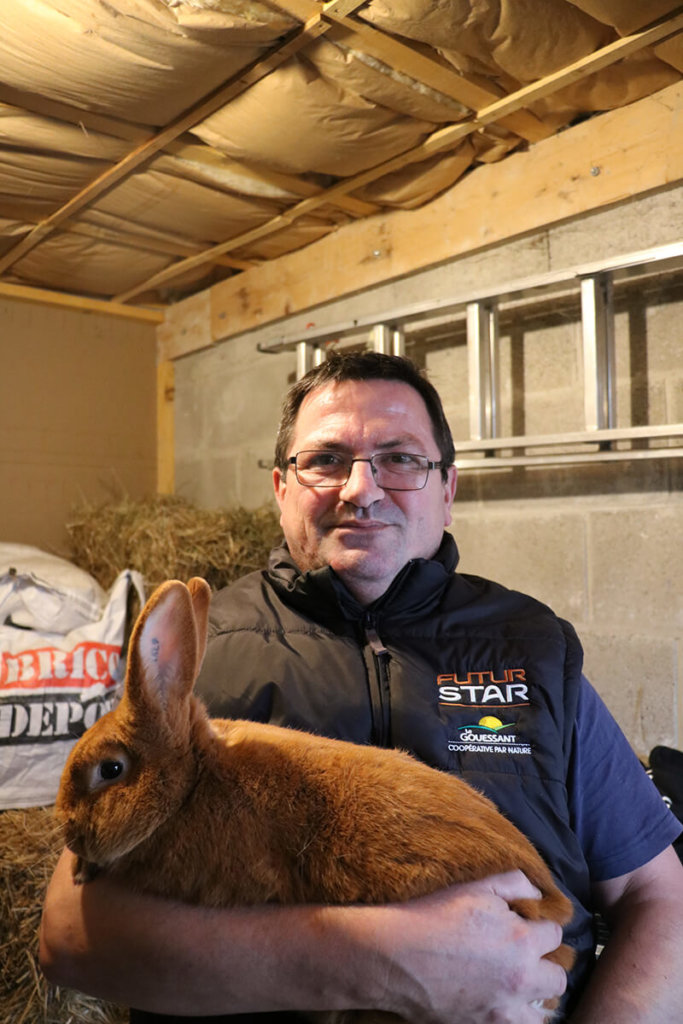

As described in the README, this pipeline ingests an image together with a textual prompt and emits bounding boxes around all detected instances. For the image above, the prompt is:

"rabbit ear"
[125,580,199,733]
[187,577,211,678]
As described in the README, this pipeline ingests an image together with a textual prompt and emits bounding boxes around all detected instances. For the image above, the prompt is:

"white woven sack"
[0,543,106,634]
[0,568,145,809]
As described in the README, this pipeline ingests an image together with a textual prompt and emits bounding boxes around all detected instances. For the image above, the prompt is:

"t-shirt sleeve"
[569,677,683,882]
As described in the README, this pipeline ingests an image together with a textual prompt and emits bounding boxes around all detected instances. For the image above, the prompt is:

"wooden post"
[157,360,175,494]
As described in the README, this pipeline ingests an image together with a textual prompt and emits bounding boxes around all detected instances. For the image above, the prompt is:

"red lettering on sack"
[0,643,120,692]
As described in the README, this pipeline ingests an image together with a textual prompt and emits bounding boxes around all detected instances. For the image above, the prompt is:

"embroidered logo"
[438,668,530,708]
[447,716,532,756]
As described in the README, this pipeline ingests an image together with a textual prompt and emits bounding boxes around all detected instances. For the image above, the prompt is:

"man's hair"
[274,350,455,480]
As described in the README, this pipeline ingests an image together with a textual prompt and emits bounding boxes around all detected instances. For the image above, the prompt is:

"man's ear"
[442,465,457,527]
[273,466,286,513]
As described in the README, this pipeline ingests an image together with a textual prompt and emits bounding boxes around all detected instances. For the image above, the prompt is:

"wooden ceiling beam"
[0,279,164,322]
[321,0,367,15]
[273,0,553,141]
[163,141,379,215]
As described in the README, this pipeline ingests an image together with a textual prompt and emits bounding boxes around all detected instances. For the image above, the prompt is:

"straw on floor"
[0,806,128,1024]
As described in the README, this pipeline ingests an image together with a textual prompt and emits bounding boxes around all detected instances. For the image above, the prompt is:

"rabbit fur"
[56,577,575,1022]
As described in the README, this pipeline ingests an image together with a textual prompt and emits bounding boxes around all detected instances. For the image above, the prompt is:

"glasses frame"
[287,450,444,492]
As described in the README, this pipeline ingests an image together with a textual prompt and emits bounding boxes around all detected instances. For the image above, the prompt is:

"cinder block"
[450,510,587,622]
[549,190,683,269]
[517,323,581,391]
[669,376,683,424]
[426,345,470,439]
[580,631,678,757]
[642,302,683,375]
[174,339,290,508]
[182,453,275,512]
[588,507,683,634]
[522,386,584,437]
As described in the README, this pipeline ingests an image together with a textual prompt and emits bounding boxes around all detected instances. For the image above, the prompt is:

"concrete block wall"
[174,328,291,509]
[173,186,683,757]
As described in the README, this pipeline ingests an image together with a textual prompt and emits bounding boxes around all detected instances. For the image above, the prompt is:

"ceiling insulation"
[0,0,681,312]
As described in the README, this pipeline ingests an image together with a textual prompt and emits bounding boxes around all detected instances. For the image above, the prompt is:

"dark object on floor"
[648,745,683,862]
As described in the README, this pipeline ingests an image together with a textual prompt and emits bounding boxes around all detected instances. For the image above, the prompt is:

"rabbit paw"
[72,856,101,884]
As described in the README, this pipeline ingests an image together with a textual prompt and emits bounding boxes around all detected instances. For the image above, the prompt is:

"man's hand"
[362,871,567,1024]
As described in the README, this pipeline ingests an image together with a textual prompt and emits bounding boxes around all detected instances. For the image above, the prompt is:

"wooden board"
[157,289,213,361]
[157,360,175,495]
[0,280,164,323]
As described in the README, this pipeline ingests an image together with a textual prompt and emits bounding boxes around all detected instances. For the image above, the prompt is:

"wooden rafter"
[161,143,380,217]
[323,18,553,143]
[321,0,368,15]
[0,279,164,322]
[476,6,683,126]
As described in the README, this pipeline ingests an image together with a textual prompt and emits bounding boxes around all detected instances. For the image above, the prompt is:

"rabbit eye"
[87,753,129,791]
[99,760,124,781]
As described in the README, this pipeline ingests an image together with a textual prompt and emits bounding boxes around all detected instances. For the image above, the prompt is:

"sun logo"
[478,716,505,731]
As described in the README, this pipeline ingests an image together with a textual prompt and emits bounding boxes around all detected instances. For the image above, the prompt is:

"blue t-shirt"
[571,677,682,881]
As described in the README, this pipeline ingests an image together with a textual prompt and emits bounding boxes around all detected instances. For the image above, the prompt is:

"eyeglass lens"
[293,451,434,490]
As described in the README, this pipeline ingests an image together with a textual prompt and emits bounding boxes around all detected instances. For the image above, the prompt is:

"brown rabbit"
[56,576,575,1022]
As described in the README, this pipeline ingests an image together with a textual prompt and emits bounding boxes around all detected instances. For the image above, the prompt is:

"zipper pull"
[365,618,388,657]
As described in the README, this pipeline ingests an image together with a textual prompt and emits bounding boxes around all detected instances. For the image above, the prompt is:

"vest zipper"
[364,614,391,747]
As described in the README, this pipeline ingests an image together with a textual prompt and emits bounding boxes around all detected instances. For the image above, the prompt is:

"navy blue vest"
[195,534,595,1016]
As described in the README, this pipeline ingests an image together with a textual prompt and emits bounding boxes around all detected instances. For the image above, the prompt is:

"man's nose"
[337,459,385,505]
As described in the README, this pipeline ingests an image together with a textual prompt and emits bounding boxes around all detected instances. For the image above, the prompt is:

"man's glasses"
[287,450,444,491]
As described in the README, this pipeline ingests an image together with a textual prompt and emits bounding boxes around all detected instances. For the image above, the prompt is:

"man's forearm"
[40,850,566,1023]
[40,849,387,1016]
[569,855,683,1024]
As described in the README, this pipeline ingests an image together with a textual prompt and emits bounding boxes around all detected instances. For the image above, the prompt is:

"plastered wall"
[0,300,157,555]
[173,187,682,757]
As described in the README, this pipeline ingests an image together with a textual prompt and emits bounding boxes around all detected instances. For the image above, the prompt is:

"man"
[41,352,683,1023]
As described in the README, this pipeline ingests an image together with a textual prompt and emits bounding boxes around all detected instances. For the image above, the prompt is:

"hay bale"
[66,494,281,593]
[0,806,127,1024]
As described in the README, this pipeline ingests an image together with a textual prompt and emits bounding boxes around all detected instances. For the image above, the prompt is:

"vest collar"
[267,533,460,622]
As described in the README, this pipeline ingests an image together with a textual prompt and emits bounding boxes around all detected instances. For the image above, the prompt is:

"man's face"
[273,378,457,605]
